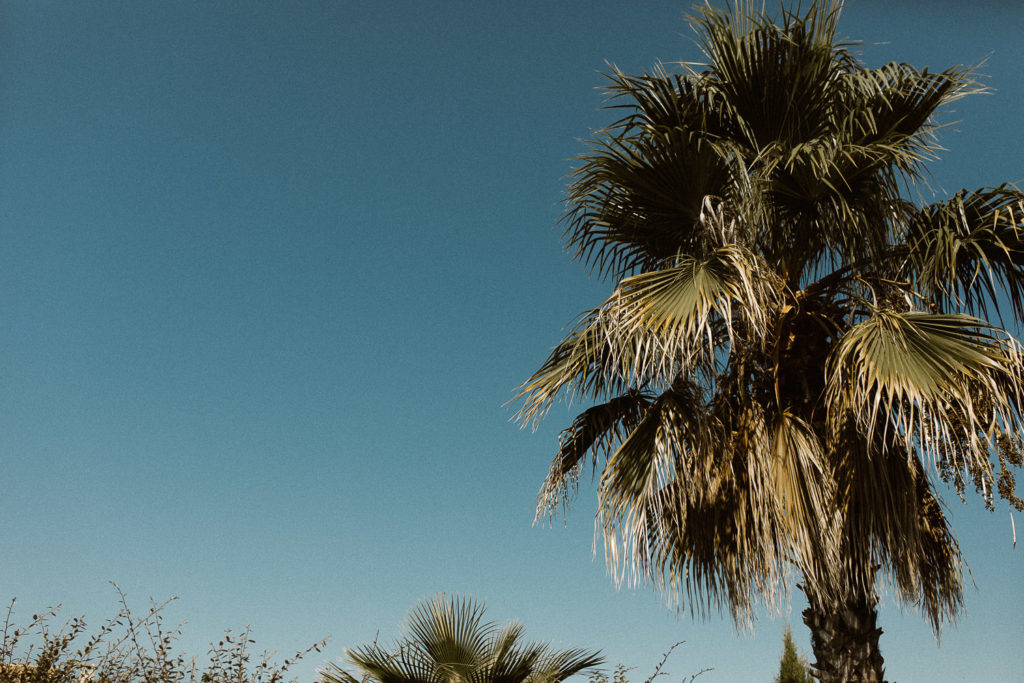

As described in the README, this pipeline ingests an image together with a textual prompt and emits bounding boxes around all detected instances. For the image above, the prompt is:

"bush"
[0,584,328,683]
[586,642,711,683]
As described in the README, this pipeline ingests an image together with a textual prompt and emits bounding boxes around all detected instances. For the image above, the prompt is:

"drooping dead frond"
[536,391,654,521]
[769,412,838,591]
[829,429,964,633]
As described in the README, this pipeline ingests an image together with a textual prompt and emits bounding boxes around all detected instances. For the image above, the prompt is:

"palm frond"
[525,648,605,683]
[596,386,794,626]
[830,427,964,633]
[846,61,981,179]
[562,71,736,280]
[515,228,781,425]
[826,309,1024,477]
[405,595,493,680]
[769,412,838,589]
[324,596,601,683]
[692,0,844,151]
[904,185,1024,319]
[537,391,654,521]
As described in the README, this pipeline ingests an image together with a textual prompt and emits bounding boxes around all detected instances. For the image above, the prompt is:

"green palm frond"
[485,624,539,683]
[904,185,1024,318]
[826,310,1024,476]
[848,61,980,175]
[321,596,601,683]
[692,0,845,152]
[563,73,736,279]
[525,648,605,683]
[515,226,781,425]
[406,596,493,683]
[598,385,711,525]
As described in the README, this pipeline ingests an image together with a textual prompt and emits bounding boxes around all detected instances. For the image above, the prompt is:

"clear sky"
[1,1,1021,681]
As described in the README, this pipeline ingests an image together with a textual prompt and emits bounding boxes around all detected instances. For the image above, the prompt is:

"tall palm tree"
[515,2,1024,681]
[319,595,602,683]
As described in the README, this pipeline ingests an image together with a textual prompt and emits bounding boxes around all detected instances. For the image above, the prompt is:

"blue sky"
[0,1,1021,681]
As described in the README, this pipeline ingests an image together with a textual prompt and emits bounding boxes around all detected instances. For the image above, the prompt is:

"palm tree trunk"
[801,592,886,682]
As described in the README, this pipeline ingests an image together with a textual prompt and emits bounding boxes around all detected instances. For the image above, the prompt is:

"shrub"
[586,642,711,683]
[0,584,328,683]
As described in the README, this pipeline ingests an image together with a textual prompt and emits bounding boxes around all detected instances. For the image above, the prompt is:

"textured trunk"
[801,593,886,682]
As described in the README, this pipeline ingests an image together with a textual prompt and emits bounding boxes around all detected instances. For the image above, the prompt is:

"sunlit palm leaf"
[827,310,1024,474]
[322,596,601,683]
[611,242,781,374]
[515,234,780,425]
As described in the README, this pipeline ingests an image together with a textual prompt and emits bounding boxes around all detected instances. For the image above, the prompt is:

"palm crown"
[516,2,1024,680]
[320,595,602,683]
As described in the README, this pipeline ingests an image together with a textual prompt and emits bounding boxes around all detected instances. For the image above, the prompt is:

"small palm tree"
[516,1,1024,681]
[319,595,602,683]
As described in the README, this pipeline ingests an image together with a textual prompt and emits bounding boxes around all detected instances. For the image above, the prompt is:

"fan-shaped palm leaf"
[516,219,780,424]
[320,596,601,683]
[826,310,1024,477]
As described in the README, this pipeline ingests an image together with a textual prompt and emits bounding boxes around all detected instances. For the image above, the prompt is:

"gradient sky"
[1,2,1021,681]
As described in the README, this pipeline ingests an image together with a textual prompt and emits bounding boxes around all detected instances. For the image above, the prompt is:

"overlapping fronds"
[516,230,780,425]
[536,391,654,520]
[848,61,981,176]
[595,387,779,625]
[563,72,737,280]
[594,391,843,625]
[609,242,781,372]
[904,185,1024,319]
[826,310,1024,479]
[692,0,846,152]
[322,595,602,683]
[768,412,838,586]
[520,0,1023,642]
[562,0,981,289]
[831,431,964,632]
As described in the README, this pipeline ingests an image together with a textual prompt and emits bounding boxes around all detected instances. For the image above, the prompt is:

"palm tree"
[515,2,1024,681]
[319,595,602,683]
